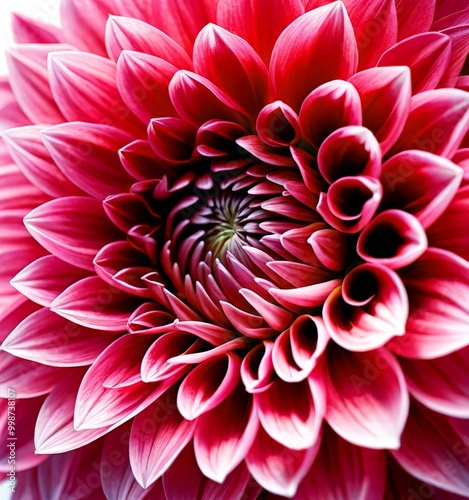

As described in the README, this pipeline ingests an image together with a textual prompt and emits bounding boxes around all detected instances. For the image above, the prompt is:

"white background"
[0,0,61,74]
[1,3,61,499]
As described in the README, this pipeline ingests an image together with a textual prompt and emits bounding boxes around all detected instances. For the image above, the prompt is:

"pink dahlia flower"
[1,0,469,497]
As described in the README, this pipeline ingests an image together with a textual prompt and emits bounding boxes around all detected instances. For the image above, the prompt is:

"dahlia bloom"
[1,0,469,497]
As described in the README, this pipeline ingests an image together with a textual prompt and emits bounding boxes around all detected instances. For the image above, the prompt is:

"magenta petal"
[6,44,69,124]
[299,79,362,148]
[217,0,304,66]
[194,384,259,482]
[2,307,117,367]
[392,402,469,497]
[24,197,122,271]
[241,341,276,393]
[389,248,469,359]
[296,426,386,499]
[256,101,301,147]
[377,33,452,93]
[324,346,409,449]
[130,386,196,487]
[349,66,411,155]
[324,264,408,351]
[48,51,144,136]
[391,88,469,158]
[51,276,140,332]
[271,3,358,111]
[438,25,469,88]
[400,346,469,418]
[11,12,62,44]
[255,377,324,450]
[2,125,84,197]
[380,150,463,229]
[194,24,269,119]
[177,353,241,420]
[105,15,192,67]
[246,426,319,497]
[395,0,436,40]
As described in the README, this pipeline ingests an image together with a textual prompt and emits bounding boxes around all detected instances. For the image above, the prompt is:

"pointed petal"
[41,122,134,200]
[51,276,140,332]
[23,197,122,271]
[270,280,341,310]
[296,426,386,500]
[349,66,411,155]
[299,79,362,148]
[11,12,62,44]
[2,125,84,197]
[271,3,358,111]
[48,51,143,136]
[377,33,452,93]
[389,248,469,359]
[130,386,196,487]
[390,88,469,159]
[392,402,469,497]
[380,150,463,229]
[105,15,192,67]
[11,255,90,308]
[324,346,409,449]
[324,264,408,351]
[194,384,259,482]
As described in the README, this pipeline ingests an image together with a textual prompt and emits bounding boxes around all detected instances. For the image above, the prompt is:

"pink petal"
[241,341,276,393]
[342,0,397,69]
[51,276,140,331]
[48,51,144,136]
[390,88,469,158]
[0,76,30,132]
[271,3,358,111]
[41,122,134,200]
[395,0,436,40]
[105,15,192,67]
[246,426,320,498]
[148,117,197,164]
[380,150,463,229]
[270,279,341,310]
[392,402,469,497]
[324,346,409,449]
[256,101,301,147]
[296,426,386,499]
[438,25,469,88]
[217,0,304,65]
[177,353,241,420]
[272,315,329,382]
[324,264,409,351]
[0,396,48,472]
[194,24,269,119]
[34,368,113,454]
[255,377,324,450]
[299,79,362,148]
[194,384,259,482]
[24,197,122,271]
[119,139,163,180]
[11,255,90,307]
[317,125,382,184]
[389,248,469,359]
[349,66,411,155]
[116,51,178,123]
[400,346,469,418]
[130,386,196,487]
[6,44,69,124]
[377,33,452,93]
[11,12,62,44]
[236,136,296,167]
[2,125,83,197]
[357,209,428,269]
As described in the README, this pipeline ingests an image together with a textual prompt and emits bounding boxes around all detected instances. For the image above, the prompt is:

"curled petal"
[389,248,469,359]
[270,279,342,310]
[316,175,382,233]
[148,117,197,164]
[256,101,301,147]
[324,264,408,351]
[24,197,122,271]
[271,2,358,111]
[380,150,463,229]
[391,88,469,159]
[308,228,351,271]
[357,210,428,269]
[349,66,411,154]
[317,126,381,184]
[324,346,409,449]
[105,15,192,67]
[41,122,134,200]
[241,341,276,393]
[299,79,362,148]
